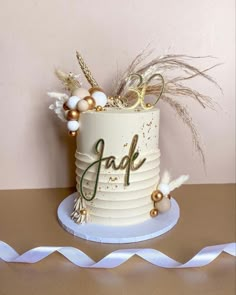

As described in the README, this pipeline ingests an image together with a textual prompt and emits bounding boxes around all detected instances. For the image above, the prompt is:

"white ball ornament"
[158,183,171,196]
[72,88,90,99]
[67,96,81,109]
[77,99,89,112]
[91,91,107,107]
[67,120,80,132]
[155,197,171,213]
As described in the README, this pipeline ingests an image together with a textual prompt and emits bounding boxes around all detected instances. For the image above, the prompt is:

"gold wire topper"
[124,73,165,110]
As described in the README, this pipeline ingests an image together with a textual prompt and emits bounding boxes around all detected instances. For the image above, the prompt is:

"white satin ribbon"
[0,241,235,269]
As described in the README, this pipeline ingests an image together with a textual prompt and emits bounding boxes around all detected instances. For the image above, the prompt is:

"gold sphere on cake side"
[66,110,80,121]
[68,131,77,137]
[150,208,158,217]
[146,103,152,108]
[89,87,103,95]
[151,190,163,202]
[95,105,103,112]
[84,96,96,110]
[80,209,87,215]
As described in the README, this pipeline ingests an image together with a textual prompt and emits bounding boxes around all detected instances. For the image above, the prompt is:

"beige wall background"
[0,0,235,189]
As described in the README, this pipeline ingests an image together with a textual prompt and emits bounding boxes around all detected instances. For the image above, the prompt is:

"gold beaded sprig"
[76,51,99,88]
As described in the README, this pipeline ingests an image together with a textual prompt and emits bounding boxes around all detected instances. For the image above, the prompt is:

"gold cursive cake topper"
[79,135,146,201]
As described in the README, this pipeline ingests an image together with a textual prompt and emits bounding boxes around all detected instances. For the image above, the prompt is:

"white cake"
[74,108,160,226]
[49,53,191,238]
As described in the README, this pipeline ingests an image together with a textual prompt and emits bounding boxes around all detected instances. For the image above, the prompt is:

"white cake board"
[57,193,180,244]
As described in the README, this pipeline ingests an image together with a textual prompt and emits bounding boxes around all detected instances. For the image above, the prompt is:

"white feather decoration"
[158,171,189,195]
[169,175,189,192]
[161,170,171,184]
[48,92,68,122]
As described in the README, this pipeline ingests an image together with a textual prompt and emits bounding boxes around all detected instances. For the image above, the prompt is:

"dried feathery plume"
[76,51,99,88]
[113,51,222,164]
[115,47,153,95]
[55,69,81,92]
[106,96,129,108]
[161,170,171,184]
[169,175,189,192]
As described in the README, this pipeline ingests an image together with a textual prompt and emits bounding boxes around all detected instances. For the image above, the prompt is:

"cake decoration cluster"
[49,53,109,136]
[49,50,220,165]
[150,171,189,217]
[49,50,220,225]
[49,51,167,137]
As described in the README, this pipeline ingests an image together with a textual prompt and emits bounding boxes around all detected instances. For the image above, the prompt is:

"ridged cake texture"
[75,108,160,226]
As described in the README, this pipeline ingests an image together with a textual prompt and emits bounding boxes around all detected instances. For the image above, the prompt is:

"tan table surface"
[0,184,235,295]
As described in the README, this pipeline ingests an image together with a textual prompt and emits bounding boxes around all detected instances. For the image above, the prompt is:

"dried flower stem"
[113,51,221,164]
[55,69,81,92]
[76,51,99,88]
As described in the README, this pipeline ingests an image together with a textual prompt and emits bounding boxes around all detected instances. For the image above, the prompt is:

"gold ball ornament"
[84,96,96,110]
[151,190,164,202]
[66,110,80,121]
[68,131,77,137]
[155,197,171,213]
[89,87,103,95]
[63,102,70,110]
[95,105,103,112]
[150,208,158,217]
[80,209,87,215]
[146,103,152,108]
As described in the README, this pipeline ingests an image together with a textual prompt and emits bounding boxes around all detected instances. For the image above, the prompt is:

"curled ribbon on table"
[0,241,235,269]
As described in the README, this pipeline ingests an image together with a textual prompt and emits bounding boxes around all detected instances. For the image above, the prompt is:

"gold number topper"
[124,73,165,110]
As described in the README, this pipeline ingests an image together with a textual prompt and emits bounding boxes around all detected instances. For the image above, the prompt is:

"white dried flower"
[158,171,189,195]
[48,92,69,122]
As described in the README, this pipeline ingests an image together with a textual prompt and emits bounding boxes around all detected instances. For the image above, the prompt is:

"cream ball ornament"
[155,197,171,213]
[91,91,107,107]
[77,99,89,112]
[67,96,81,109]
[158,183,171,196]
[72,88,90,99]
[67,120,80,132]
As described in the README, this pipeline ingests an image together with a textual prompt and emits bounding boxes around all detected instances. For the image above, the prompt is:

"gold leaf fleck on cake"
[123,143,128,147]
[109,176,118,182]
